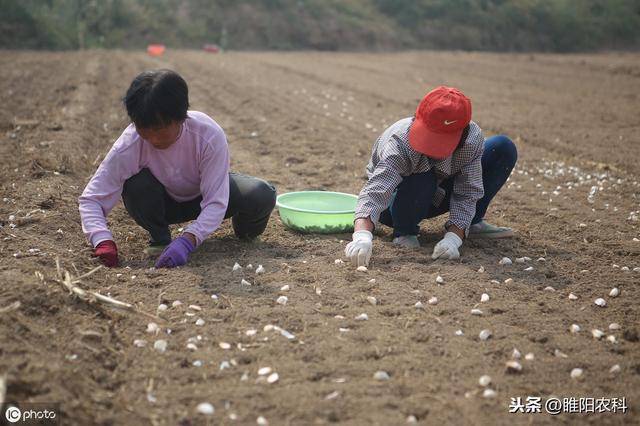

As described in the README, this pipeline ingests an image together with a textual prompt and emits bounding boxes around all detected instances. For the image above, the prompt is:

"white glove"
[345,230,373,267]
[431,232,463,260]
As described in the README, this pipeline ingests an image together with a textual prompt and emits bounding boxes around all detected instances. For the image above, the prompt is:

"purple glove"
[154,236,195,268]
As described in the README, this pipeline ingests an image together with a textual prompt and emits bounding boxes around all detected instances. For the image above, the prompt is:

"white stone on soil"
[480,293,490,303]
[609,288,620,297]
[276,296,288,305]
[499,257,512,265]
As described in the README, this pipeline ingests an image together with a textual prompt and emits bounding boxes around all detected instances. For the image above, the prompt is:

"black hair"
[124,69,189,128]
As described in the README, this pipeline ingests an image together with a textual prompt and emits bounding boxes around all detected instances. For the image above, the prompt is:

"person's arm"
[432,143,484,260]
[78,139,140,266]
[154,136,229,269]
[346,144,409,266]
[183,137,230,246]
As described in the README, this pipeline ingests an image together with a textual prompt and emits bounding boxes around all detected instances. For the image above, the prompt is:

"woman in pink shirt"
[79,69,276,268]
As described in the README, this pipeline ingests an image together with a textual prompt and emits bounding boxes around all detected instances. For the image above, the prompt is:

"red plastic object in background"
[147,44,166,56]
[203,44,219,53]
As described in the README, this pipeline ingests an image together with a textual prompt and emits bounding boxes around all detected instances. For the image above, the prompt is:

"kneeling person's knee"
[253,180,277,214]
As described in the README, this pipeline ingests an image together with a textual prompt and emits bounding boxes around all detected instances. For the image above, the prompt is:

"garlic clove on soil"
[196,402,215,415]
[479,329,492,341]
[256,264,265,274]
[609,288,620,297]
[478,375,492,387]
[276,296,288,305]
[568,293,578,300]
[569,324,581,333]
[506,360,523,373]
[428,297,438,305]
[435,275,444,284]
[356,265,368,272]
[483,389,497,398]
[258,367,272,376]
[499,257,512,265]
[153,339,167,353]
[594,298,606,307]
[232,262,242,272]
[373,371,390,381]
[355,313,369,321]
[367,296,377,306]
[241,279,252,286]
[570,368,583,379]
[471,309,483,316]
[480,293,490,303]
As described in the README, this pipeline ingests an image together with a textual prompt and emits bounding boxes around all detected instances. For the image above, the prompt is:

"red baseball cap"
[408,86,472,159]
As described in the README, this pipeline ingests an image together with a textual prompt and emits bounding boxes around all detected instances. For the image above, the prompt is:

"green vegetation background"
[1,0,639,51]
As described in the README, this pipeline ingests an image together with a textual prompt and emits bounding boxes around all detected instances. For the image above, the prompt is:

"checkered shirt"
[355,117,485,232]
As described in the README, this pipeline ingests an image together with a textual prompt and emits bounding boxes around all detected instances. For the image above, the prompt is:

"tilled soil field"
[1,50,639,426]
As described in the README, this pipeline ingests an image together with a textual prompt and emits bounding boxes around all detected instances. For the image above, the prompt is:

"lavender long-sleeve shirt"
[79,111,230,247]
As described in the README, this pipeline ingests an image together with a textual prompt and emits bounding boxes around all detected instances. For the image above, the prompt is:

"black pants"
[122,168,276,245]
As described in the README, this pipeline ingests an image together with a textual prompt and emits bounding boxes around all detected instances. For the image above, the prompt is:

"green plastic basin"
[276,191,358,234]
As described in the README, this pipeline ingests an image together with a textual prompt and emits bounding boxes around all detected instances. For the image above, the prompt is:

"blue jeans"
[379,135,517,237]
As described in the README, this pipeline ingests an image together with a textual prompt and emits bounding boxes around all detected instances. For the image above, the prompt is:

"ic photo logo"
[4,405,21,423]
[3,403,59,425]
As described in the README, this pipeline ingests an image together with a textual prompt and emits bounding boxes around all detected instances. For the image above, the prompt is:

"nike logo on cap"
[444,120,457,125]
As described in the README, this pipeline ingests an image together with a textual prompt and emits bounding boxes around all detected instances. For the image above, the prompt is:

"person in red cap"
[345,86,517,266]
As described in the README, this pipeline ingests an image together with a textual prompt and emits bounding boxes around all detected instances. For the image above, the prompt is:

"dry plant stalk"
[0,301,21,314]
[49,257,160,321]
[0,375,6,406]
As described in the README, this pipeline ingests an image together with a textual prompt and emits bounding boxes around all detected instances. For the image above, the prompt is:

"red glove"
[95,240,118,267]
